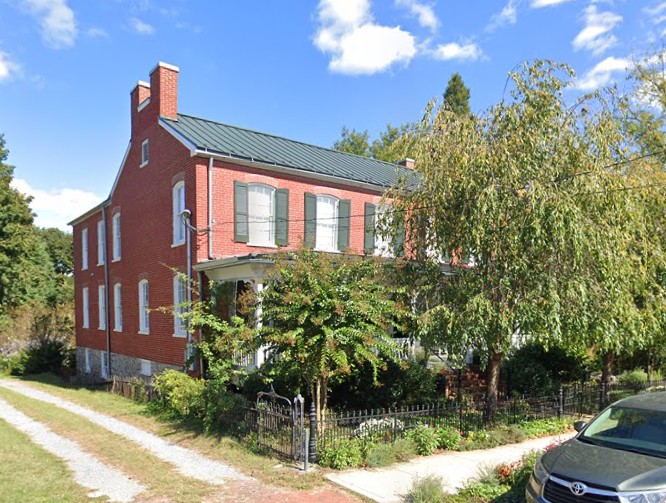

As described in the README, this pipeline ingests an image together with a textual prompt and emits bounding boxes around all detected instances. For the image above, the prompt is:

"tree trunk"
[484,349,503,421]
[601,352,614,387]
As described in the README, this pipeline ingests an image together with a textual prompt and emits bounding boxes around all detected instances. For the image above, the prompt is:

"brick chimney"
[397,158,415,169]
[149,62,179,119]
[130,80,151,137]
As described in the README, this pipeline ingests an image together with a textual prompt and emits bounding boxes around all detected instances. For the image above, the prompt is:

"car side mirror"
[574,420,587,432]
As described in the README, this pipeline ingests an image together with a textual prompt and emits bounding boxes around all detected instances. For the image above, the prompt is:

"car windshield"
[581,405,666,457]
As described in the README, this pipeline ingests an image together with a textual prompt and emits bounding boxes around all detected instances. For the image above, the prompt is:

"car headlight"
[621,490,666,503]
[533,458,549,485]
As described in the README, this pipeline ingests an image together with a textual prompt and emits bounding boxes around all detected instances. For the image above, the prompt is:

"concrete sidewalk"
[326,433,575,503]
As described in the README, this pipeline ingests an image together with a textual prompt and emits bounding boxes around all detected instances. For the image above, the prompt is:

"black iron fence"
[109,377,666,462]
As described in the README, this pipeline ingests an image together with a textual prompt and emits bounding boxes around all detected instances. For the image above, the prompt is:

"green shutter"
[337,199,351,252]
[394,210,405,257]
[234,181,249,243]
[364,203,376,254]
[304,193,316,248]
[275,188,289,246]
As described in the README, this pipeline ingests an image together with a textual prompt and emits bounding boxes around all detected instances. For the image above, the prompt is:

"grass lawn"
[0,416,91,503]
[4,374,326,491]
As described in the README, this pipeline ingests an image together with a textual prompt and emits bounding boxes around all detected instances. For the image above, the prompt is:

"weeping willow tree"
[386,60,664,417]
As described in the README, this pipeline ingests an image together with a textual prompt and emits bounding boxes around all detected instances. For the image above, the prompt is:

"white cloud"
[572,5,622,56]
[10,179,104,231]
[433,42,483,62]
[644,2,666,17]
[395,0,439,31]
[20,0,77,49]
[576,56,629,91]
[314,0,417,75]
[0,51,21,82]
[487,0,518,31]
[531,0,573,7]
[86,27,109,38]
[129,17,155,35]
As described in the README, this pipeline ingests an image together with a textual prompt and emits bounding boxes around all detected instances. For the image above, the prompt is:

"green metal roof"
[162,113,414,188]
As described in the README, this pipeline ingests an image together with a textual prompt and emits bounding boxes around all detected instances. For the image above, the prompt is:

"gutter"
[208,157,214,259]
[101,202,112,378]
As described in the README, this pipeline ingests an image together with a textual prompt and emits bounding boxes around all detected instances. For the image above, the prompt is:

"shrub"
[152,369,205,419]
[618,369,649,386]
[355,417,405,441]
[407,425,439,456]
[517,418,569,438]
[201,379,248,432]
[405,475,446,503]
[7,337,73,376]
[392,438,417,461]
[365,443,396,468]
[435,426,462,450]
[318,439,364,469]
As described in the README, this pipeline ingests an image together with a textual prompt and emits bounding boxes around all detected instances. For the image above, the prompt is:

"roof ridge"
[173,113,401,168]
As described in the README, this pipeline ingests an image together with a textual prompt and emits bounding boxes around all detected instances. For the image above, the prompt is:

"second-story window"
[172,182,186,245]
[304,193,350,252]
[234,182,289,247]
[138,280,149,333]
[112,213,121,261]
[97,220,105,265]
[81,228,89,270]
[364,203,404,257]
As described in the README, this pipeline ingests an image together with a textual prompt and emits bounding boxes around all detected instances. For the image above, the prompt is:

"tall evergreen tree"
[443,72,471,116]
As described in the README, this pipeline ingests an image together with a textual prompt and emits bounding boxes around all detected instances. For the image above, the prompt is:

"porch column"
[253,282,266,367]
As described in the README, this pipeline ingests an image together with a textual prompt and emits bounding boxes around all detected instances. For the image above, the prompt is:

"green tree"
[251,249,409,422]
[37,227,73,277]
[0,135,54,330]
[442,72,471,116]
[333,127,371,157]
[388,61,657,415]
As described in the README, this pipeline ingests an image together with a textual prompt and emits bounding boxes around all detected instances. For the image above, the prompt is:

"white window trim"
[138,280,149,334]
[172,181,186,246]
[140,359,152,376]
[97,220,105,266]
[140,139,149,167]
[374,204,394,258]
[82,287,89,328]
[113,283,122,332]
[247,184,276,247]
[84,348,91,374]
[173,275,187,337]
[314,195,339,253]
[98,285,106,330]
[112,213,121,262]
[81,228,89,270]
[100,351,109,379]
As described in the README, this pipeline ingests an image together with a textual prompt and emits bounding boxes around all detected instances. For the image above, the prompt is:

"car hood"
[543,438,666,492]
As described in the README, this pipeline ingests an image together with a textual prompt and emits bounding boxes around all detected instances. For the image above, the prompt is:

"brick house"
[70,62,411,381]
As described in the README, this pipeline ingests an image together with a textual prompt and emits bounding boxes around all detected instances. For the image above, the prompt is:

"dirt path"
[0,395,145,502]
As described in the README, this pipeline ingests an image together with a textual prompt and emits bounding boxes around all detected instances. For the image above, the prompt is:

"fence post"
[557,386,563,419]
[309,400,317,463]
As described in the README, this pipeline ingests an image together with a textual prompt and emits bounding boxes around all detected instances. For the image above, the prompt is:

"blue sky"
[0,0,661,231]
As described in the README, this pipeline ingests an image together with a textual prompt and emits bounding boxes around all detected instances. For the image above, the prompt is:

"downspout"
[101,204,111,378]
[208,157,214,259]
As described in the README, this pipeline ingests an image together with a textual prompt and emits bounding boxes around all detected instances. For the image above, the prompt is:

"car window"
[582,406,666,456]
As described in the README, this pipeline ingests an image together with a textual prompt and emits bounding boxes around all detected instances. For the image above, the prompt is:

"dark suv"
[526,391,666,503]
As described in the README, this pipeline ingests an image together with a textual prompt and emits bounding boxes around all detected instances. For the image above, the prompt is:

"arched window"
[172,181,186,245]
[138,280,149,333]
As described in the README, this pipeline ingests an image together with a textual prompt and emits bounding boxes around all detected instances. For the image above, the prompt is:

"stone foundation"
[75,346,180,383]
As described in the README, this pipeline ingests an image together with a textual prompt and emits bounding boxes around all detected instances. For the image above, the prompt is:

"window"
[113,283,122,332]
[316,195,338,251]
[81,228,88,270]
[97,220,105,265]
[84,348,91,374]
[98,285,106,330]
[172,182,186,245]
[234,182,289,246]
[364,203,403,257]
[305,193,350,252]
[141,139,149,167]
[140,359,152,377]
[82,287,89,328]
[100,351,109,379]
[374,204,393,257]
[112,213,121,261]
[248,185,275,246]
[138,280,149,333]
[173,275,187,337]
